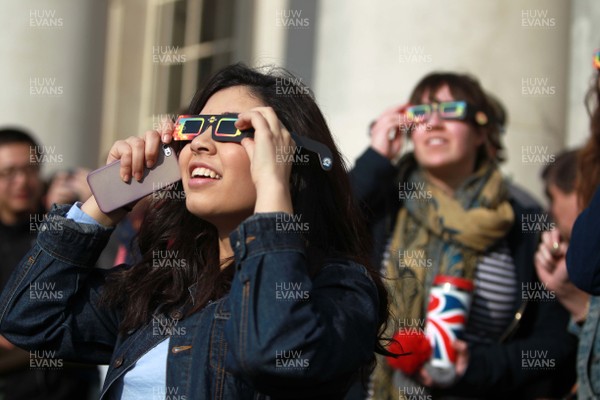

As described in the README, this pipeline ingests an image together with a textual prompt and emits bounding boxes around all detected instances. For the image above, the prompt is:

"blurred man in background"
[0,128,99,400]
[535,149,589,325]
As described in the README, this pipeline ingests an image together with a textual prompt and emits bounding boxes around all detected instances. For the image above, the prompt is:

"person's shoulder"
[320,257,372,280]
[507,181,543,213]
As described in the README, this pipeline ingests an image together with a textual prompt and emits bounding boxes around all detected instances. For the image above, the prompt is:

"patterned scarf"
[372,155,515,399]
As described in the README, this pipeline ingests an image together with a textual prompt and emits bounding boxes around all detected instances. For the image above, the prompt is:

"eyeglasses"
[405,101,488,126]
[173,114,333,171]
[0,164,40,181]
[594,49,600,70]
[173,114,250,142]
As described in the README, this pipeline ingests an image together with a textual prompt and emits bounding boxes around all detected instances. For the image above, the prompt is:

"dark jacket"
[567,185,600,295]
[567,185,600,398]
[0,205,379,399]
[0,215,37,291]
[350,148,576,399]
[0,210,99,400]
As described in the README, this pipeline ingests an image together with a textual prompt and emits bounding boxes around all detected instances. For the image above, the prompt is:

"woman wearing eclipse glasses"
[351,72,576,399]
[0,64,391,399]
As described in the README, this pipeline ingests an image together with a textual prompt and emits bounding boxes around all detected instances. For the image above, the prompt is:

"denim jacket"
[567,186,600,399]
[0,205,379,399]
[569,296,600,399]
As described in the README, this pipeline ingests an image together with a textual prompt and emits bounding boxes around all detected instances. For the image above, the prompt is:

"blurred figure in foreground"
[564,49,600,399]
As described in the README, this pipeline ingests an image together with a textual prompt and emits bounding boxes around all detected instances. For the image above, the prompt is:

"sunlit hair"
[102,64,391,369]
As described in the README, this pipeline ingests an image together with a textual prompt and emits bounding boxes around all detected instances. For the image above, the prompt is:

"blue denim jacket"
[0,205,379,399]
[567,186,600,399]
[569,296,600,399]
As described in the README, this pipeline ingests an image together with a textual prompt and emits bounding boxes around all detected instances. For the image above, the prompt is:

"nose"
[427,107,443,129]
[12,170,28,186]
[190,126,217,155]
[12,167,37,185]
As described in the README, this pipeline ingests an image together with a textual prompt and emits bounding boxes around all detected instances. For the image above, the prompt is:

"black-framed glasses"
[0,164,40,181]
[173,114,333,171]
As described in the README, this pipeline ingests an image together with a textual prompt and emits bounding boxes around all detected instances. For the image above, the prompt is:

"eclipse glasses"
[173,114,333,171]
[405,101,488,126]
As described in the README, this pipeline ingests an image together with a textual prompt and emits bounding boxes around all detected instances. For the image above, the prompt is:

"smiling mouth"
[426,137,448,146]
[190,167,222,180]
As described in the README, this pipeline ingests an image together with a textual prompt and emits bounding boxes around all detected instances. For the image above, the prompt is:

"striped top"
[381,238,518,344]
[463,240,518,344]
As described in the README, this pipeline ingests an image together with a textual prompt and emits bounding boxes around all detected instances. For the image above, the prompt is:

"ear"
[472,127,486,147]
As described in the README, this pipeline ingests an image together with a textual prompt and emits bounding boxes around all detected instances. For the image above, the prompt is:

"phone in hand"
[87,144,181,213]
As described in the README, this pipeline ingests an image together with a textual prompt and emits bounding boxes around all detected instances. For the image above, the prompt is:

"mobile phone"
[87,144,181,213]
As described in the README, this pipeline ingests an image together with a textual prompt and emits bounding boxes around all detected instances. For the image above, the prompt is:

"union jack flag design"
[424,286,470,367]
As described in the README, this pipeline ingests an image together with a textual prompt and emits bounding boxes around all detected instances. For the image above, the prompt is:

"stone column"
[0,0,107,174]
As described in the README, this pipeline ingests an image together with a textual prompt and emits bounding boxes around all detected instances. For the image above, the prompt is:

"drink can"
[424,275,474,385]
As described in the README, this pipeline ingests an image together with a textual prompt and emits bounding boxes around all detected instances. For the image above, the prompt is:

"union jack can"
[424,275,474,385]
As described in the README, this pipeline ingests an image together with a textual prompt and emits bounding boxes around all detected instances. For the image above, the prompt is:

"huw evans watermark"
[398,250,433,269]
[30,350,63,369]
[29,9,63,28]
[275,281,309,301]
[275,213,309,233]
[399,182,433,201]
[30,77,63,96]
[152,46,187,64]
[30,145,64,164]
[151,315,187,337]
[152,250,188,269]
[275,350,310,369]
[275,9,310,29]
[29,281,63,300]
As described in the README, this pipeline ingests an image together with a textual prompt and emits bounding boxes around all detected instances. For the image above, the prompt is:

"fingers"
[454,339,468,352]
[236,109,271,137]
[237,107,291,145]
[107,130,163,182]
[370,108,407,159]
[454,340,469,377]
[157,117,175,143]
[380,103,410,118]
[236,106,293,164]
[535,242,556,276]
[371,114,401,136]
[235,107,293,197]
[541,229,562,255]
[538,230,566,265]
[418,367,434,387]
[535,249,554,275]
[144,130,162,168]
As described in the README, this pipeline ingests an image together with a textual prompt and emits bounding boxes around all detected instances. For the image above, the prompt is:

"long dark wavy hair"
[102,63,390,360]
[576,70,600,209]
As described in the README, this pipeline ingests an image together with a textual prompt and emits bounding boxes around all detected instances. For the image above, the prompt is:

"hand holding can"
[424,275,474,386]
